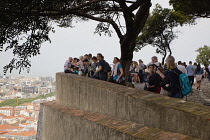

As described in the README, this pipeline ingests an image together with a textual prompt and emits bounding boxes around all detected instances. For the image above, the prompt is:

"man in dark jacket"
[94,53,108,81]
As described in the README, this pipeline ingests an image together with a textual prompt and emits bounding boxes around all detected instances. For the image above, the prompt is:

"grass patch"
[0,92,56,107]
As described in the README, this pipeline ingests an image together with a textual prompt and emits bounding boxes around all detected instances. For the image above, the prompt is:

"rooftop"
[2,116,16,119]
[0,125,23,131]
[0,113,5,116]
[0,108,14,110]
[20,103,33,106]
[5,131,36,137]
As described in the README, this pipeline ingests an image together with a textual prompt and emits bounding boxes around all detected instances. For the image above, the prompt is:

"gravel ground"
[134,78,210,106]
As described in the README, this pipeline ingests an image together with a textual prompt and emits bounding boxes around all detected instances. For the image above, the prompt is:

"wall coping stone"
[56,72,210,118]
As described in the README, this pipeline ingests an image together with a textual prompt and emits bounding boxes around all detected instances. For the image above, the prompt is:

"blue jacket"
[195,68,204,75]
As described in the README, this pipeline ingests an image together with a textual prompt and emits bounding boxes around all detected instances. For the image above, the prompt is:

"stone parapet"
[56,72,210,139]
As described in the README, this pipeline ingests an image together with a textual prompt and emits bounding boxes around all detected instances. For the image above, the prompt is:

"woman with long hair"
[156,56,183,98]
[110,57,124,84]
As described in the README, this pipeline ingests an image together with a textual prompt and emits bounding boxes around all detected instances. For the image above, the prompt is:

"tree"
[196,45,210,67]
[170,0,210,18]
[135,4,188,64]
[0,0,152,81]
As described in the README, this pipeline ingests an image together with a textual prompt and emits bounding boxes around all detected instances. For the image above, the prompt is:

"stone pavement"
[186,78,210,105]
[134,78,210,105]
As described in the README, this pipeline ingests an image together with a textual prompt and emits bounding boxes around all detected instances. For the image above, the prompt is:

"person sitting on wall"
[64,57,73,73]
[144,64,161,93]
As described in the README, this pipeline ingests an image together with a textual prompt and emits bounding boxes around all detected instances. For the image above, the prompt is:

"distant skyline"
[0,0,210,78]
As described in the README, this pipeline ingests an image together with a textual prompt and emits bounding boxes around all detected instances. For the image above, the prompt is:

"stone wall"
[54,72,210,140]
[38,101,194,140]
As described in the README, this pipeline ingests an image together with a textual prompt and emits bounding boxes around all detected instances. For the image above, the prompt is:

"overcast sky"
[0,0,210,78]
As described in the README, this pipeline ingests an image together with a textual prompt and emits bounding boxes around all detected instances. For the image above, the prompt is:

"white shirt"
[64,60,71,71]
[177,65,187,74]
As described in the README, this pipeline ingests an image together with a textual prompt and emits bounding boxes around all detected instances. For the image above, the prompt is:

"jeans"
[188,76,194,86]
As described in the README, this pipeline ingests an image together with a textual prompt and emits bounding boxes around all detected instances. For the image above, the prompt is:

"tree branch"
[72,11,123,39]
[128,0,144,12]
[133,0,151,36]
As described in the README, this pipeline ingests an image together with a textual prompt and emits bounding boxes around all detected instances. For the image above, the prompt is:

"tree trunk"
[162,46,167,65]
[120,36,136,84]
[117,0,151,84]
[162,52,167,65]
[167,44,172,56]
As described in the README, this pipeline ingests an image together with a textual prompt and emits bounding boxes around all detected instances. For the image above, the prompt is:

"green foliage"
[136,4,189,64]
[0,92,56,107]
[0,0,151,77]
[170,0,210,18]
[195,45,210,67]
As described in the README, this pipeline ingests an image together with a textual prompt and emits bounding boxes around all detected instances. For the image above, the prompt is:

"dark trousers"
[171,92,183,98]
[188,76,194,86]
[139,70,144,83]
[208,72,210,81]
[98,72,108,81]
[99,76,108,81]
[64,69,73,73]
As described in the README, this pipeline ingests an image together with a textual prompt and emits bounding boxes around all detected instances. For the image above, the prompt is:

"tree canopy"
[196,45,210,67]
[135,4,188,64]
[170,0,210,18]
[0,0,151,79]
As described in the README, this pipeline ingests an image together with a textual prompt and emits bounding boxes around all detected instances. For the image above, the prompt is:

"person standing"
[195,64,204,91]
[82,59,91,77]
[89,56,98,77]
[76,56,84,76]
[177,61,187,74]
[156,56,182,98]
[88,53,93,64]
[147,56,161,68]
[94,53,108,81]
[138,59,146,83]
[186,61,195,86]
[207,65,210,81]
[110,57,124,84]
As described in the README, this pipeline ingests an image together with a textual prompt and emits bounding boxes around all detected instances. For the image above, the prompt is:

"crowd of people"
[64,53,210,99]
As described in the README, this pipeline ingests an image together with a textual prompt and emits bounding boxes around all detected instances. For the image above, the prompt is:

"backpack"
[103,61,111,72]
[173,71,192,96]
[180,73,192,96]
